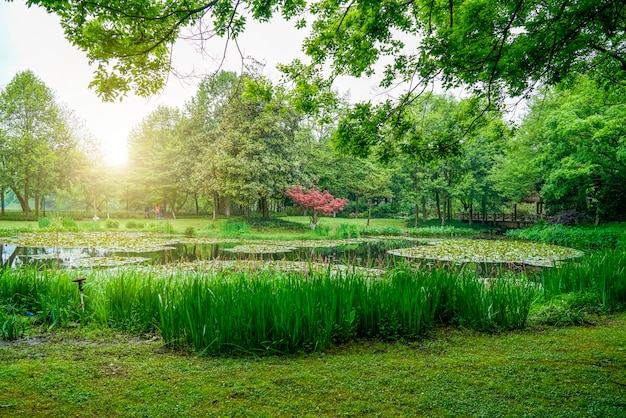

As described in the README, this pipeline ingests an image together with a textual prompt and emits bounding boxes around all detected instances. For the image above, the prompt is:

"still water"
[1,239,418,269]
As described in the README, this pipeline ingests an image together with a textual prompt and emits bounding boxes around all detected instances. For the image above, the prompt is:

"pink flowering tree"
[285,185,348,230]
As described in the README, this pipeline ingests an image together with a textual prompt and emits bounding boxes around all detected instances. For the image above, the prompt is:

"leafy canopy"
[27,0,626,105]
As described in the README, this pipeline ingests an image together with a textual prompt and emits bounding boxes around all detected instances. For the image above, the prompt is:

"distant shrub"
[408,226,476,237]
[84,221,101,231]
[313,224,330,236]
[159,222,175,234]
[548,210,588,226]
[359,226,404,236]
[334,224,359,238]
[507,224,626,249]
[126,220,145,229]
[220,220,251,235]
[106,220,119,229]
[38,217,51,228]
[184,227,196,237]
[61,218,78,230]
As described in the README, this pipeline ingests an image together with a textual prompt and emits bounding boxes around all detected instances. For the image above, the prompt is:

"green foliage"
[538,251,626,312]
[507,224,626,250]
[334,224,359,239]
[0,306,28,340]
[37,217,51,228]
[125,220,145,229]
[105,220,119,229]
[359,226,404,236]
[184,227,196,238]
[408,226,477,237]
[0,70,79,218]
[61,218,78,230]
[219,220,251,235]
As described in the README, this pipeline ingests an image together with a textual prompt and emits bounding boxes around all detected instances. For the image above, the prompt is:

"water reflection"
[2,239,418,269]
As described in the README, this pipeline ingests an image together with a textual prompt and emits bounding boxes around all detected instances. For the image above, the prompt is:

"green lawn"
[1,314,624,417]
[0,215,411,240]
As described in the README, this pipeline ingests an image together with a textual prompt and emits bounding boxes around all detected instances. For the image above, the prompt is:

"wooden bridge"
[458,212,543,229]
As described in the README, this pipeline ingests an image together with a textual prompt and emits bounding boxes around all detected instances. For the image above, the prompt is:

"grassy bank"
[2,250,625,353]
[507,223,626,249]
[0,216,486,242]
[0,314,624,417]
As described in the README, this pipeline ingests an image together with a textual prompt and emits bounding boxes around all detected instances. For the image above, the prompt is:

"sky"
[0,1,381,165]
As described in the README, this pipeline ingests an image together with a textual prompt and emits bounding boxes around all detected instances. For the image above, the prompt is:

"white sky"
[0,1,381,165]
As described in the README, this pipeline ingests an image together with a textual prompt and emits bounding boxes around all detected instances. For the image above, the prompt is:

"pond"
[0,232,584,273]
[0,236,418,270]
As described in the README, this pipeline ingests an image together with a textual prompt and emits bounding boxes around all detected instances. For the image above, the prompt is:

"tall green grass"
[2,252,624,351]
[537,251,626,311]
[507,224,626,249]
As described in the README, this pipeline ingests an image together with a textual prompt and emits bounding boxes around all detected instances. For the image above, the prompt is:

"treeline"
[2,70,626,224]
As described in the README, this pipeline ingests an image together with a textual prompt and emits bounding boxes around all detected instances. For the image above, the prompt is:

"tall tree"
[127,105,185,216]
[492,76,626,223]
[0,70,74,217]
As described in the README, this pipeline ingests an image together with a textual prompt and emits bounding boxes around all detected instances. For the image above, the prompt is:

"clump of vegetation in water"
[389,239,583,267]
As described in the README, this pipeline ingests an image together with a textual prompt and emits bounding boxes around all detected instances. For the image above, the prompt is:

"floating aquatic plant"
[388,239,584,267]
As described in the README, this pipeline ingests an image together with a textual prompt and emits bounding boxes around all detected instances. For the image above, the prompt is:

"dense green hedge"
[506,224,626,249]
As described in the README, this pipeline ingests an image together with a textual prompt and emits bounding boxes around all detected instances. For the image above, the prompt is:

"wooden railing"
[457,212,544,228]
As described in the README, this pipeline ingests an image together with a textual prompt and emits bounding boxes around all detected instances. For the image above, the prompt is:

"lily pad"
[388,239,584,267]
[223,244,298,254]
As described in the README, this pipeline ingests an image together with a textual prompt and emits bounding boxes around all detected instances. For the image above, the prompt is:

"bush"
[408,226,476,237]
[38,217,51,228]
[548,210,588,225]
[219,220,251,235]
[61,218,79,231]
[507,224,626,249]
[334,224,359,238]
[184,227,196,237]
[359,226,404,236]
[126,220,145,229]
[106,220,120,229]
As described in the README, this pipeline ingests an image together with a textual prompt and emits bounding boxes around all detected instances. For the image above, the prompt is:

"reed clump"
[1,251,623,353]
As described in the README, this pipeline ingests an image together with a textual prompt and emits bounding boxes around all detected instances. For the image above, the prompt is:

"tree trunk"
[310,211,318,229]
[195,193,199,215]
[1,187,4,216]
[414,203,419,228]
[261,196,269,219]
[355,196,359,218]
[421,197,427,223]
[469,203,473,226]
[212,193,218,221]
[441,196,447,227]
[435,192,441,221]
[35,194,40,218]
[482,198,486,223]
[223,196,231,217]
[367,199,372,227]
[12,186,30,218]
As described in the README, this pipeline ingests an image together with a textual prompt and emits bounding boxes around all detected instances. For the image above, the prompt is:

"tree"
[285,185,347,229]
[492,76,626,223]
[127,105,186,216]
[30,0,626,107]
[0,70,76,218]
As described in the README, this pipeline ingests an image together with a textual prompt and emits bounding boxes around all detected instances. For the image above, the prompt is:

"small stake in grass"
[73,276,87,310]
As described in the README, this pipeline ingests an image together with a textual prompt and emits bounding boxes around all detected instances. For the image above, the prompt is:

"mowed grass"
[0,216,410,240]
[0,314,624,417]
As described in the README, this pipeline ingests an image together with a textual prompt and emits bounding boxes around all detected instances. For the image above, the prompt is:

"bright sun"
[102,139,129,166]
